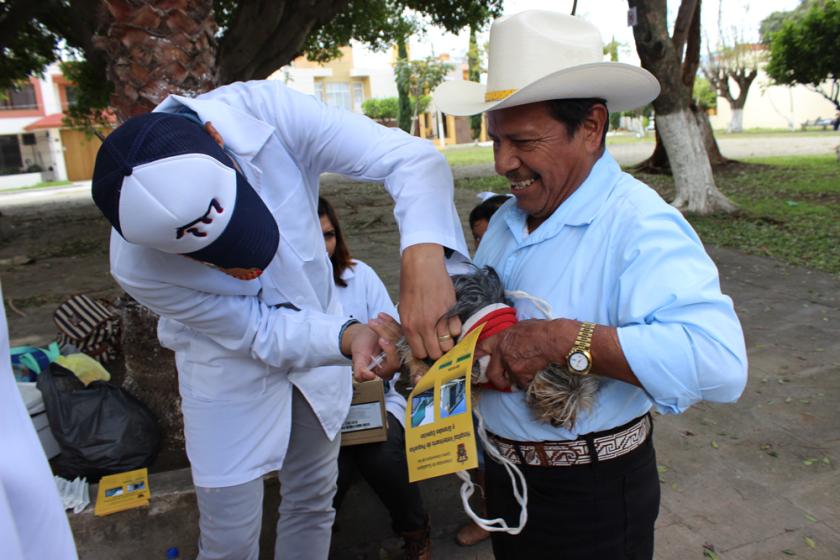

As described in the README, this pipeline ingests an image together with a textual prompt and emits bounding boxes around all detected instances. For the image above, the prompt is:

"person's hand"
[478,319,574,390]
[399,243,460,361]
[341,323,402,382]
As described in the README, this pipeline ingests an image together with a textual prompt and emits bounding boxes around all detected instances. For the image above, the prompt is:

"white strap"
[504,290,554,319]
[457,408,527,535]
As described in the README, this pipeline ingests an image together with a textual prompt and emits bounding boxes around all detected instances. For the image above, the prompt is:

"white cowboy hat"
[433,11,660,116]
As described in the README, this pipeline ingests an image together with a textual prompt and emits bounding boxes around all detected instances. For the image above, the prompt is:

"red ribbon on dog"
[463,305,518,392]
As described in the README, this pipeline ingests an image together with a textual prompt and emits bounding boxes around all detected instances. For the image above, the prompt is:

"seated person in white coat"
[90,80,469,560]
[318,197,430,559]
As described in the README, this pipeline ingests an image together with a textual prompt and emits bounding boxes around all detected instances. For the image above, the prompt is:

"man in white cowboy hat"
[433,11,747,559]
[91,80,469,559]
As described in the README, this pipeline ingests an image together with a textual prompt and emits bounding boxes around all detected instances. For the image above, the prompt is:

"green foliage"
[299,0,501,64]
[467,24,483,139]
[760,0,822,43]
[765,0,840,108]
[603,37,621,62]
[362,97,399,121]
[0,3,60,91]
[693,77,717,110]
[3,0,502,129]
[637,155,840,274]
[60,60,114,130]
[397,36,412,133]
[395,56,452,131]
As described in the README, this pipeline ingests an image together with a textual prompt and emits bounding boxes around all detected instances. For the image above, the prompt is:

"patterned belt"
[489,415,651,467]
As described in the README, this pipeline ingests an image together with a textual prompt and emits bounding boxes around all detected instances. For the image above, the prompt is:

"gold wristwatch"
[566,321,595,375]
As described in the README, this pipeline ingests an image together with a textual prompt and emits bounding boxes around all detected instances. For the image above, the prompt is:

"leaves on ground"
[702,543,720,559]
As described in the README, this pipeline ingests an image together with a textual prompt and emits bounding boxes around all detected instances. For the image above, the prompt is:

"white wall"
[710,71,838,130]
[352,43,398,99]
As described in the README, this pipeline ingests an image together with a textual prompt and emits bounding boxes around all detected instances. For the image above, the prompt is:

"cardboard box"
[340,379,387,447]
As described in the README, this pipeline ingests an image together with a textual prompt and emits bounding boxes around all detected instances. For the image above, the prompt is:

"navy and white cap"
[92,112,279,273]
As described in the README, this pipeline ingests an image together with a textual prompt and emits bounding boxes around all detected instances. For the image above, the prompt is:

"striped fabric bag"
[53,295,121,363]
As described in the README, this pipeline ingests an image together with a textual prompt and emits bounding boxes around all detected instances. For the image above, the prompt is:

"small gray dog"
[399,266,598,430]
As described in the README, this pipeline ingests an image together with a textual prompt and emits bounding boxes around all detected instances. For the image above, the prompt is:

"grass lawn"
[455,155,840,275]
[2,180,73,193]
[441,130,840,168]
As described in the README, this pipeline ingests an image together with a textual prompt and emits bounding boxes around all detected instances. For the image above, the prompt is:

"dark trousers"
[334,412,427,534]
[485,425,660,559]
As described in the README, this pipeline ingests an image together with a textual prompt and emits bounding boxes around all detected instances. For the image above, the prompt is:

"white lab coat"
[335,260,406,425]
[0,286,78,560]
[110,81,468,488]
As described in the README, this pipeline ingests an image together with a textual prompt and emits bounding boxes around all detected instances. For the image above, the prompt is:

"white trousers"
[195,388,340,560]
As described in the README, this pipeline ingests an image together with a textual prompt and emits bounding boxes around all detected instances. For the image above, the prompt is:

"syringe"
[365,336,405,371]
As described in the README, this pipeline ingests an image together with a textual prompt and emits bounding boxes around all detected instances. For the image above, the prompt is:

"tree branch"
[217,0,351,83]
[672,0,699,61]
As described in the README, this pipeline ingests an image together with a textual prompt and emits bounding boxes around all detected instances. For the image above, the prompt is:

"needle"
[366,336,405,371]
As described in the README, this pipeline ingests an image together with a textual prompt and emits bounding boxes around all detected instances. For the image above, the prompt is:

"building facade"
[0,64,111,189]
[709,68,838,131]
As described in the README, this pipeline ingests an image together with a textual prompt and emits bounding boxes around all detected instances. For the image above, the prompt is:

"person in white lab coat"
[318,197,430,559]
[90,81,469,560]
[0,285,79,560]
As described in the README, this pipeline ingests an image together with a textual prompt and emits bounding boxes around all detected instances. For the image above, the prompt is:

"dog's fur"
[398,266,598,429]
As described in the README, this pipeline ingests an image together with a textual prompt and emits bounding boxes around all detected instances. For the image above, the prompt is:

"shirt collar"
[503,150,621,243]
[154,94,275,163]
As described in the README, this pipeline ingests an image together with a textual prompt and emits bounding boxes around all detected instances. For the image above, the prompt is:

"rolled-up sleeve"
[614,203,748,414]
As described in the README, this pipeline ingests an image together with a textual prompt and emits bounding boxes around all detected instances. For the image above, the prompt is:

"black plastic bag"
[37,362,160,480]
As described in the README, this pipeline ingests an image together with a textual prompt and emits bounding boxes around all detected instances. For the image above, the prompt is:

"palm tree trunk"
[96,0,218,120]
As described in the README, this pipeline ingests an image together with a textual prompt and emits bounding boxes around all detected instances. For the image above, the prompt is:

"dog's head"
[399,266,510,383]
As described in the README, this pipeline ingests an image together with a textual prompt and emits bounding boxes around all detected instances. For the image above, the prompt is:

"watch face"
[568,351,590,372]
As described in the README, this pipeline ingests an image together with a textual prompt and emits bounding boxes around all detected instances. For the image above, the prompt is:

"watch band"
[573,321,596,351]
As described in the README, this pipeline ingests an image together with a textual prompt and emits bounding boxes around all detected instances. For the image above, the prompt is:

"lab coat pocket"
[180,343,269,402]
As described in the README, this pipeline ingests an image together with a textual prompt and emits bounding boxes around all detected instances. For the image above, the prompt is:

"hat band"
[484,88,518,102]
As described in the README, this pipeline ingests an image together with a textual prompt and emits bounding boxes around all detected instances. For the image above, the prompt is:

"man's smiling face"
[487,101,602,231]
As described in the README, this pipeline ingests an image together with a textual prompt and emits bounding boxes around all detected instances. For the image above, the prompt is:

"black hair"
[545,98,609,146]
[468,194,510,228]
[317,196,353,287]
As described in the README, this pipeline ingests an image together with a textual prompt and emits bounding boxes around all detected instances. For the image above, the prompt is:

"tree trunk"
[728,107,744,133]
[629,0,736,214]
[397,37,411,133]
[693,105,730,166]
[96,0,219,120]
[119,298,186,467]
[93,0,222,465]
[658,110,736,214]
[468,23,482,140]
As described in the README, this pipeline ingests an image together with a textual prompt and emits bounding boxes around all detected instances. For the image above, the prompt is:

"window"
[351,82,365,113]
[313,80,324,102]
[0,135,23,173]
[0,84,38,111]
[64,86,79,109]
[325,82,352,111]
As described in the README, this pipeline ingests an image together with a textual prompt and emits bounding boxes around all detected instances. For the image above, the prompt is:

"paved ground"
[3,133,838,559]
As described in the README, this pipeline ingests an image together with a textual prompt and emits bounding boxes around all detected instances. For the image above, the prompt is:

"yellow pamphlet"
[94,468,150,516]
[404,326,481,482]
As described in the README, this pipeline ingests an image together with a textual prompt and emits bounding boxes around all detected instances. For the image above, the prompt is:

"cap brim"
[433,62,660,116]
[186,171,279,271]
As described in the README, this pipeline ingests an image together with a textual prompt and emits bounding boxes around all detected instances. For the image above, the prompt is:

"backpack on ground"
[53,295,121,363]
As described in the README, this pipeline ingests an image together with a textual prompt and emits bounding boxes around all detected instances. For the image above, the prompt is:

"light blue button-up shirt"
[474,151,748,442]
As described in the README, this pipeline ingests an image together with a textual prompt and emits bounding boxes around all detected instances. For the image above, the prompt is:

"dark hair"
[545,98,609,147]
[469,194,510,228]
[318,196,353,287]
